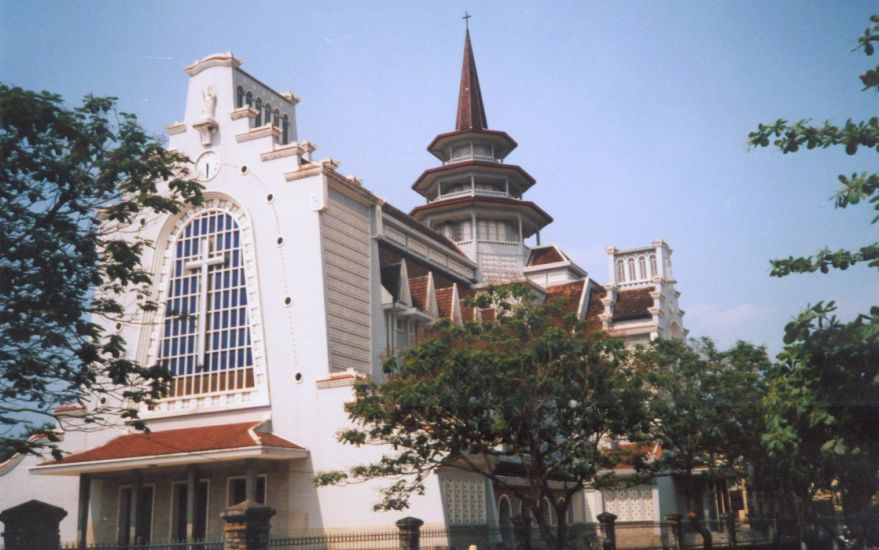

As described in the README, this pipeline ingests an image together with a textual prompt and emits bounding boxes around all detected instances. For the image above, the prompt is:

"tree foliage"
[634,338,770,513]
[0,85,202,458]
[748,15,879,524]
[317,285,647,550]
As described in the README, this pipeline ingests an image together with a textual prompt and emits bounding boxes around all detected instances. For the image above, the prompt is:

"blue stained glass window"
[158,210,255,394]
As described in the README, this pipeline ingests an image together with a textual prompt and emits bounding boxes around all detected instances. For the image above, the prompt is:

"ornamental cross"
[184,237,225,368]
[463,11,471,30]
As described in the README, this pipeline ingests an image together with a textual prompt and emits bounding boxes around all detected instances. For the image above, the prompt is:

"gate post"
[396,517,424,550]
[0,500,67,550]
[597,512,618,550]
[221,499,275,550]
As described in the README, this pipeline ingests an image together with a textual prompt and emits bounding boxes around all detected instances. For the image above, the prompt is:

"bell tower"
[409,29,552,283]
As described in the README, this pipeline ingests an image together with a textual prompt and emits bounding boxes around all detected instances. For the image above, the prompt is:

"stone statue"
[201,86,217,120]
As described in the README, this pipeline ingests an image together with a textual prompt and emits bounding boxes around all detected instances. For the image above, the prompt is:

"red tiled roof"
[427,128,517,160]
[47,422,303,465]
[606,443,664,470]
[613,288,654,322]
[411,161,536,193]
[410,196,552,229]
[435,286,455,319]
[460,299,476,322]
[528,247,566,266]
[409,275,430,311]
[456,29,487,131]
[544,281,585,315]
[584,286,607,333]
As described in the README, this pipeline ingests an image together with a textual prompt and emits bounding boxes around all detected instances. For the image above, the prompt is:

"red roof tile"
[48,422,303,465]
[456,29,488,131]
[584,286,607,333]
[544,281,585,315]
[460,299,476,322]
[408,275,430,311]
[479,307,497,322]
[435,286,455,319]
[528,247,566,266]
[613,288,654,322]
[606,442,664,470]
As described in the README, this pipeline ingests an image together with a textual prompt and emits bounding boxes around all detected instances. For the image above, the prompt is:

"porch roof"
[31,421,308,476]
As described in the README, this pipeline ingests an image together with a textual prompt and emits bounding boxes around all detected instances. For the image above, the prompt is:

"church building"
[1,29,694,547]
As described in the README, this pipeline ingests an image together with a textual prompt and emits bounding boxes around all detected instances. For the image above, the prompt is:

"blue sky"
[2,1,875,355]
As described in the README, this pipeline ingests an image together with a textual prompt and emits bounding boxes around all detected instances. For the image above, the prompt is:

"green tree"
[748,14,879,526]
[0,85,202,459]
[634,339,770,516]
[316,285,647,550]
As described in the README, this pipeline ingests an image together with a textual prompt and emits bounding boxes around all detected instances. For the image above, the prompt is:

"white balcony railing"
[431,188,518,203]
[445,153,498,165]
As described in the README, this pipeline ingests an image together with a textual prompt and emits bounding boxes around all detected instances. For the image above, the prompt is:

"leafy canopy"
[317,285,647,550]
[748,14,879,522]
[0,85,202,458]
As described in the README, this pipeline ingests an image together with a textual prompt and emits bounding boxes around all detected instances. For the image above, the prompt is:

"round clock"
[195,151,220,181]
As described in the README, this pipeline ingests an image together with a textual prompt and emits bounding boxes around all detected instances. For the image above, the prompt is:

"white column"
[186,465,196,541]
[76,475,90,549]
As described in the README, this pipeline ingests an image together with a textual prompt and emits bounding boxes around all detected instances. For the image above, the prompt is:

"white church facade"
[0,31,698,546]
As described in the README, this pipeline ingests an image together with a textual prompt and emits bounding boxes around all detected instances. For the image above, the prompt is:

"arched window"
[627,258,636,281]
[273,109,280,128]
[649,254,657,278]
[498,495,513,545]
[158,209,255,397]
[616,259,625,283]
[245,91,253,107]
[254,98,262,126]
[264,103,272,126]
[282,114,290,144]
[638,256,647,280]
[236,86,244,108]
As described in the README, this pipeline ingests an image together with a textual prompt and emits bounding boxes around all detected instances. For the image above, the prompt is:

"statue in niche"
[201,86,217,120]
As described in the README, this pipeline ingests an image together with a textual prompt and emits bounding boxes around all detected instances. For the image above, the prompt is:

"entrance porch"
[31,421,307,547]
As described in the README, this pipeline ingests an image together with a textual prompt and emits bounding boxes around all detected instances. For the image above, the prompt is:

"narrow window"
[649,254,657,278]
[616,259,625,283]
[117,485,154,545]
[282,114,290,144]
[245,91,253,107]
[171,481,208,542]
[264,103,272,127]
[274,109,281,128]
[638,256,647,280]
[236,86,244,108]
[627,258,636,281]
[254,98,262,126]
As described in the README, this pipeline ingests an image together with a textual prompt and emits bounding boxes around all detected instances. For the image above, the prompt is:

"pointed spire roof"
[456,30,488,131]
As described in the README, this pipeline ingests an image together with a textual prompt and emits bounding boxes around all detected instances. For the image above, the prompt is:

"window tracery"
[157,208,255,397]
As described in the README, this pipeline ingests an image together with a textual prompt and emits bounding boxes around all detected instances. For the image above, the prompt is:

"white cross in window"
[184,237,226,368]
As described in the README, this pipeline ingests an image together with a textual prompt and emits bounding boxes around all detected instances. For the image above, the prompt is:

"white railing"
[445,153,498,164]
[477,239,520,246]
[431,188,518,203]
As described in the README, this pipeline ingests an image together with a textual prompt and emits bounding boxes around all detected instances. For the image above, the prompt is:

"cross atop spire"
[455,27,488,131]
[462,11,471,30]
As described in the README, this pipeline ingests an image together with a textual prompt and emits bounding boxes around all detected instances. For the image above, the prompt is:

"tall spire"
[455,29,488,131]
